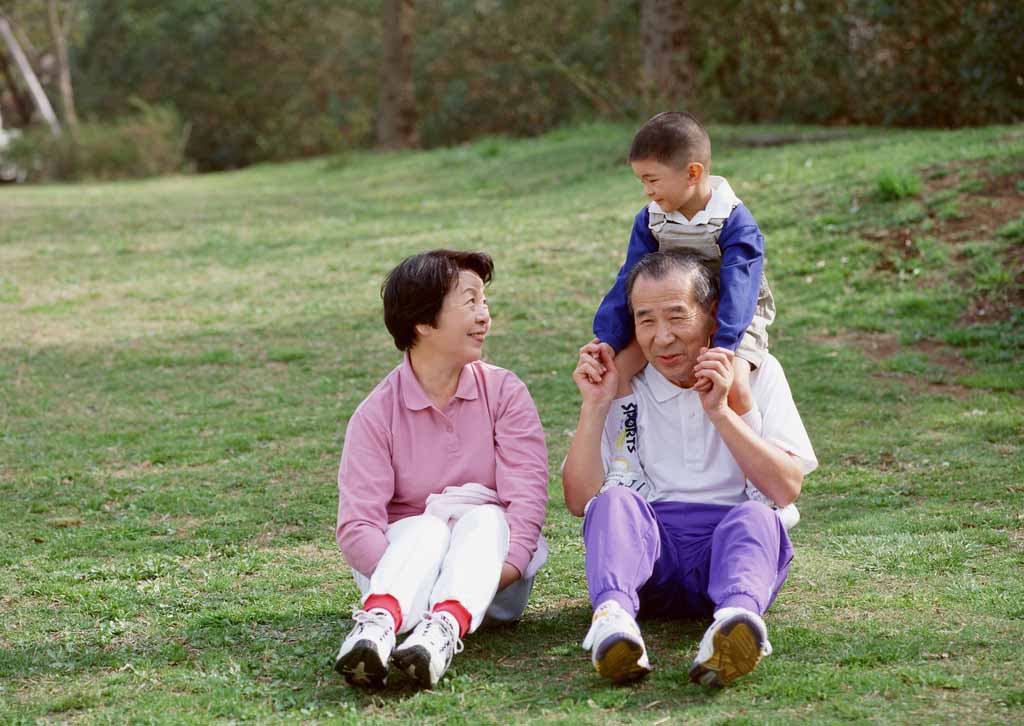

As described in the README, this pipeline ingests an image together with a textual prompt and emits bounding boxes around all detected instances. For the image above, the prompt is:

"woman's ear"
[414,322,434,341]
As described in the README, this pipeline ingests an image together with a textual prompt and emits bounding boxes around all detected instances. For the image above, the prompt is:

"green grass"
[2,121,1022,723]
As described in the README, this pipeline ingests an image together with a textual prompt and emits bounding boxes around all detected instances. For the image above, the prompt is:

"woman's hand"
[498,562,521,591]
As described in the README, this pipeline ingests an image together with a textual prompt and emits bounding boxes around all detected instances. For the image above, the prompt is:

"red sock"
[432,600,471,638]
[363,593,402,632]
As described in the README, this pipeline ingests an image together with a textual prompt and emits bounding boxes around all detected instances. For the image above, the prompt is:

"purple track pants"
[583,487,793,618]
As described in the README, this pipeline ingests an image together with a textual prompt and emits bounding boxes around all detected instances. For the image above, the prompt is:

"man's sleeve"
[713,204,764,351]
[755,357,818,475]
[593,207,658,353]
[492,374,550,575]
[336,407,395,577]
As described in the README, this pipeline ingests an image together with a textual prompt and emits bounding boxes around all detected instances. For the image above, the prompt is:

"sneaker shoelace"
[419,612,465,655]
[350,608,394,639]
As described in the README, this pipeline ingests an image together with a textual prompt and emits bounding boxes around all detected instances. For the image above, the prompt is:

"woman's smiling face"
[419,269,490,364]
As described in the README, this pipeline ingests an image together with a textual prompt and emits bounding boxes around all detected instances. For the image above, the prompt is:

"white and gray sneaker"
[744,482,800,530]
[391,611,464,689]
[334,609,396,689]
[688,607,772,688]
[581,600,652,683]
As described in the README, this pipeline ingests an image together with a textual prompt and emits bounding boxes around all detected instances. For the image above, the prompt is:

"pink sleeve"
[492,374,549,575]
[336,407,394,577]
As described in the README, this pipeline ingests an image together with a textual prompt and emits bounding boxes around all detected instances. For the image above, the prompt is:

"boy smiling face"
[631,158,708,219]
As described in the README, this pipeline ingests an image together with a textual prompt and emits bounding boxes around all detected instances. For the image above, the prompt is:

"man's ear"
[687,162,705,185]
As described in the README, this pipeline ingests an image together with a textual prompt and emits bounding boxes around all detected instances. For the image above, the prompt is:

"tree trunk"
[0,16,61,135]
[376,0,417,150]
[47,0,78,130]
[640,0,695,111]
[0,47,35,125]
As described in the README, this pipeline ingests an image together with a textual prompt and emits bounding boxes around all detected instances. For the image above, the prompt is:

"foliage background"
[17,0,1015,171]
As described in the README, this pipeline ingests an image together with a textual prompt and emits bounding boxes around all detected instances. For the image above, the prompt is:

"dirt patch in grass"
[864,163,1024,324]
[811,331,975,397]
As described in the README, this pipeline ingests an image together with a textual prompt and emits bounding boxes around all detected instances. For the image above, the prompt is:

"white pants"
[352,506,534,635]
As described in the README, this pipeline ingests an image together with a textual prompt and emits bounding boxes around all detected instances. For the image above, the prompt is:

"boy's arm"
[593,207,658,353]
[335,409,396,577]
[713,204,764,351]
[492,374,550,579]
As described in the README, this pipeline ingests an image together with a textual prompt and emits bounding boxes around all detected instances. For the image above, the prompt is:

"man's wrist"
[580,400,613,419]
[707,404,734,427]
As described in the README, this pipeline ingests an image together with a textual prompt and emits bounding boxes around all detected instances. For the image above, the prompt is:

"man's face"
[630,269,715,388]
[631,158,696,215]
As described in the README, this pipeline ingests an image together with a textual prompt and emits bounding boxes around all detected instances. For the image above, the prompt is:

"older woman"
[333,249,549,690]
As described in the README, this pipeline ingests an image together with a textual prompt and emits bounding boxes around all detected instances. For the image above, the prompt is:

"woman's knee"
[453,504,508,535]
[390,512,451,546]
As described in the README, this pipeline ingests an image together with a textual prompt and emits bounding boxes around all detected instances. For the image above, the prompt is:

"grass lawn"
[1,121,1022,724]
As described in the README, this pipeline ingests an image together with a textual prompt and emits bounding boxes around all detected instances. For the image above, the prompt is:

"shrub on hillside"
[874,169,923,201]
[7,102,188,182]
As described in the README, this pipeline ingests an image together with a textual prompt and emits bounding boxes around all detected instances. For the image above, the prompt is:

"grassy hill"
[1,122,1022,723]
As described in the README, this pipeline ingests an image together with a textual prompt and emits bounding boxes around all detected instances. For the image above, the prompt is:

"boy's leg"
[337,514,451,687]
[612,338,646,396]
[582,487,667,683]
[689,500,793,688]
[392,505,509,688]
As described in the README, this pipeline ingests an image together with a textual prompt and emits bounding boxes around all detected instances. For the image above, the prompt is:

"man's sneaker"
[581,600,652,683]
[333,609,396,688]
[391,611,464,689]
[688,607,772,688]
[744,482,800,530]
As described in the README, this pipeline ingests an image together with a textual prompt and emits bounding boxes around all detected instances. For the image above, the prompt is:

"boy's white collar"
[648,176,740,225]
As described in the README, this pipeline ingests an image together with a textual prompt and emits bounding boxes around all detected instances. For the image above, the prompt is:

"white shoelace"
[350,608,395,636]
[418,612,465,655]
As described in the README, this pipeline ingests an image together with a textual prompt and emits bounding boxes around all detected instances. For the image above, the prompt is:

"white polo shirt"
[600,353,818,506]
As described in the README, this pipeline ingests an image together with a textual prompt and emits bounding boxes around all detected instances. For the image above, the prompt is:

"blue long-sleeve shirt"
[593,204,765,353]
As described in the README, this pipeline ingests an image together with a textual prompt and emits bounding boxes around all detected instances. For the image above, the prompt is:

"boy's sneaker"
[688,607,772,688]
[581,600,652,683]
[391,611,464,689]
[744,482,800,530]
[334,609,396,688]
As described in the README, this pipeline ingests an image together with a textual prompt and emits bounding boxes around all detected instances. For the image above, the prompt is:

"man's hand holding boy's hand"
[577,338,615,383]
[694,347,735,416]
[573,342,619,411]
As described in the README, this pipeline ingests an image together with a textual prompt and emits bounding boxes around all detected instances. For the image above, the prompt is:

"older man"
[563,250,817,687]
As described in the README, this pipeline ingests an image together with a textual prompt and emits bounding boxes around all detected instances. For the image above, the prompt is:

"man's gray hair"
[624,251,719,313]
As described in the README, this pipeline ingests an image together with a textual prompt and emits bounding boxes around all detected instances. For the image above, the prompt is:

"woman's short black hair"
[381,249,494,351]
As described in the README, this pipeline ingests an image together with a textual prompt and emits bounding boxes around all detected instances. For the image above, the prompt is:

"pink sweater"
[336,355,549,577]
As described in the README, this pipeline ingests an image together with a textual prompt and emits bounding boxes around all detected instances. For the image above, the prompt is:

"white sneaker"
[744,482,800,530]
[599,456,650,497]
[333,609,396,688]
[581,600,652,683]
[688,607,772,688]
[391,611,464,689]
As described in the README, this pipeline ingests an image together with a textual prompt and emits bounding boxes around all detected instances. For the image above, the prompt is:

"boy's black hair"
[628,111,711,170]
[381,249,494,351]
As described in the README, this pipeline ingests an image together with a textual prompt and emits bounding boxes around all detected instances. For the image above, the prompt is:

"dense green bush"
[8,102,187,182]
[62,0,1024,171]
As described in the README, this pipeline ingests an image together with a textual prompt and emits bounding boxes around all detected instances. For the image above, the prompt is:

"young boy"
[590,111,797,527]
